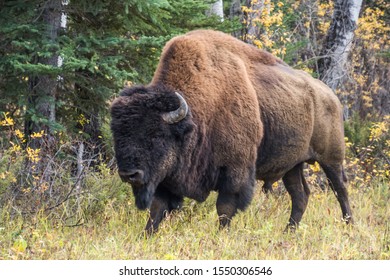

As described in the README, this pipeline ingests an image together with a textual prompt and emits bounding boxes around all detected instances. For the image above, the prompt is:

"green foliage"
[344,113,372,149]
[169,0,223,32]
[0,0,225,140]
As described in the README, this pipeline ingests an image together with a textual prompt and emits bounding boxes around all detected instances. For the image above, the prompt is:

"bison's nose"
[119,169,145,186]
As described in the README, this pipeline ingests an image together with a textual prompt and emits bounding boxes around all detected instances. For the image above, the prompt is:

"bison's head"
[110,86,194,210]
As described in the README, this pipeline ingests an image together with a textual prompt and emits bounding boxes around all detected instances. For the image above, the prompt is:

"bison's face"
[110,89,194,210]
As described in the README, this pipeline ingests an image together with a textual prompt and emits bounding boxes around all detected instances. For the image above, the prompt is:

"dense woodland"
[0,0,389,257]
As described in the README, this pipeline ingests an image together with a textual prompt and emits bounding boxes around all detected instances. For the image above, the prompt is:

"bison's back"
[253,61,345,181]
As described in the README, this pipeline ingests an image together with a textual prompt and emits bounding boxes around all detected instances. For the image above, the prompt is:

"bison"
[110,30,353,234]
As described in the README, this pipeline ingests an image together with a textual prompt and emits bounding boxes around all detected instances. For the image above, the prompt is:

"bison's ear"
[171,116,196,140]
[120,85,149,96]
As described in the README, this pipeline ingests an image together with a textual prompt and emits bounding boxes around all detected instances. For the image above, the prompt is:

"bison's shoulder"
[152,30,279,84]
[185,29,279,66]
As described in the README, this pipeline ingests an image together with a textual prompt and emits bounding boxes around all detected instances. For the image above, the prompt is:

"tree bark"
[25,0,62,181]
[318,0,363,92]
[207,0,224,22]
[244,0,265,44]
[230,0,242,19]
[230,0,244,38]
[26,0,61,142]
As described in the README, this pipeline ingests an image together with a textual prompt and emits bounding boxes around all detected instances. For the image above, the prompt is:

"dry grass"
[1,178,388,260]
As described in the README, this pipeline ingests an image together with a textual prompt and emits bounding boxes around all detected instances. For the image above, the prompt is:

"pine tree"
[0,0,225,195]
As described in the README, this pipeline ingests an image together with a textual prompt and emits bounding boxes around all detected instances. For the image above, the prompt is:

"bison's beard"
[131,163,171,210]
[133,184,156,210]
[132,172,166,210]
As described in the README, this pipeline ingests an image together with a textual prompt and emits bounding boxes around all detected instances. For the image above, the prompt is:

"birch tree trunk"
[207,0,224,22]
[318,0,363,93]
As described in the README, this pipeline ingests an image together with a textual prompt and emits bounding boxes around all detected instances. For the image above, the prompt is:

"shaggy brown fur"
[111,30,352,233]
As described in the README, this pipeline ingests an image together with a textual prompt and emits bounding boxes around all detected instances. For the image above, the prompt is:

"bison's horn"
[162,92,188,124]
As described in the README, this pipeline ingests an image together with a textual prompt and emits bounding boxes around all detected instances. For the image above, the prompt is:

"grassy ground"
[0,178,389,260]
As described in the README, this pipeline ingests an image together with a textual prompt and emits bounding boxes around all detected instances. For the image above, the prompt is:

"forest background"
[0,0,389,260]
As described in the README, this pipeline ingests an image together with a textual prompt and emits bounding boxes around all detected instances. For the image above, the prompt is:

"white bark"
[76,142,84,196]
[207,0,224,22]
[58,1,67,68]
[319,0,363,91]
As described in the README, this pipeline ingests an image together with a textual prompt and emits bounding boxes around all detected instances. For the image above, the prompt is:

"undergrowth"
[0,177,388,260]
[0,111,389,260]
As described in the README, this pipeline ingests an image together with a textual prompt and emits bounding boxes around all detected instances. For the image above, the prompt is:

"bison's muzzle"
[119,169,155,210]
[118,169,145,188]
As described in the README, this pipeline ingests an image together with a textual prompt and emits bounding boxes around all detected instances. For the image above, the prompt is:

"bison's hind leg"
[320,162,353,224]
[262,181,274,194]
[283,163,310,232]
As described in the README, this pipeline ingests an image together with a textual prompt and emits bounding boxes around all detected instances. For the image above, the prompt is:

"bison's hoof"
[343,214,353,225]
[144,225,158,237]
[283,223,298,233]
[218,215,231,229]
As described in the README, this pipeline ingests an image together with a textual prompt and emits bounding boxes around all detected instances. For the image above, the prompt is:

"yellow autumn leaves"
[0,113,47,187]
[243,0,287,56]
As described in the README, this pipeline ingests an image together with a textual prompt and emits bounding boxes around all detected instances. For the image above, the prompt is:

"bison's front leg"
[216,192,238,227]
[216,167,255,228]
[145,188,183,235]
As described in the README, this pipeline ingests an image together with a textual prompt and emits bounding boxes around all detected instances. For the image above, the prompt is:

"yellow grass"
[0,178,388,260]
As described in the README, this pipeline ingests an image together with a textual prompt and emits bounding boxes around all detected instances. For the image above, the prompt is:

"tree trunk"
[230,0,243,38]
[244,0,265,44]
[318,0,363,92]
[230,0,242,19]
[207,0,224,22]
[25,0,62,182]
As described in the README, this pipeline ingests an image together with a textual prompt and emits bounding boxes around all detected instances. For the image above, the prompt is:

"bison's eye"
[152,138,164,149]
